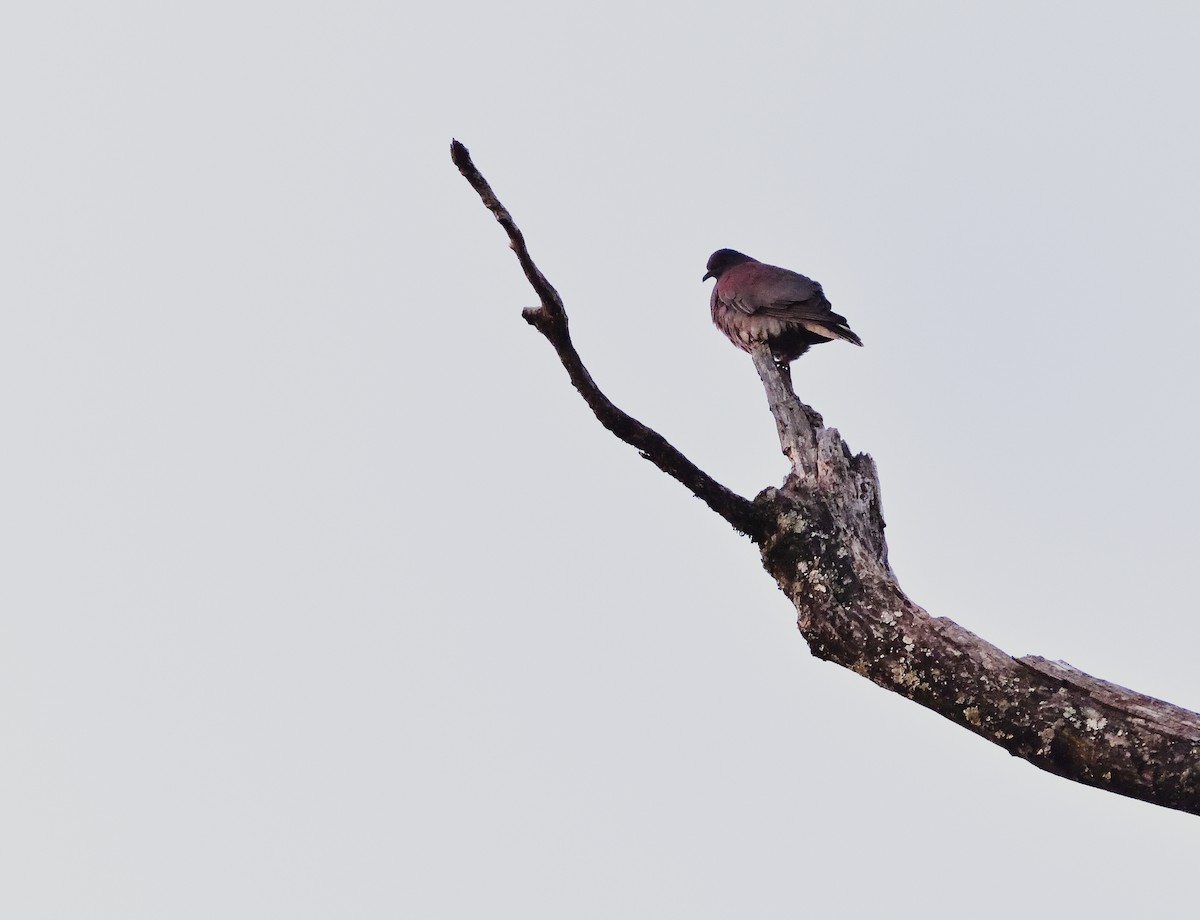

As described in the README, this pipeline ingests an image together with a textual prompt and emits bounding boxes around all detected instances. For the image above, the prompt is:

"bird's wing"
[721,264,833,320]
[717,263,863,346]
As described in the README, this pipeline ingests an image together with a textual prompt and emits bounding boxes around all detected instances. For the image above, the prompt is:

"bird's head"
[702,248,755,281]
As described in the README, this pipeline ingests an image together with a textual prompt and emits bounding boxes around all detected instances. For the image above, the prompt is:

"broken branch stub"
[747,341,817,478]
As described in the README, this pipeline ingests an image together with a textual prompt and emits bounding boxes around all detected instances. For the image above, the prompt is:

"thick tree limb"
[452,140,1200,817]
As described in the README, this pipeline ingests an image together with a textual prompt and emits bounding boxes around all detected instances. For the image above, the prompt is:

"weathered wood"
[747,341,816,478]
[753,444,1200,814]
[452,139,1200,817]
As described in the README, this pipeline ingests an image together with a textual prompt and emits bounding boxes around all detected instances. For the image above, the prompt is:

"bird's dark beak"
[702,271,713,282]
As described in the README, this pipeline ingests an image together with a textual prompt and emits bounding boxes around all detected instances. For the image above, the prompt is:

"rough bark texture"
[452,139,1200,817]
[748,341,817,478]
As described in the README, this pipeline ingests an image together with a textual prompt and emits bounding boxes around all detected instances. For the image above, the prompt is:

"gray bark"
[747,341,816,478]
[452,139,1200,817]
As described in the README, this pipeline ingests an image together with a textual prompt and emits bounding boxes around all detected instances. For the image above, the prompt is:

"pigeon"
[703,249,862,364]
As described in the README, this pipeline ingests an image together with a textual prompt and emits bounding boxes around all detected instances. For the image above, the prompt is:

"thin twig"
[451,140,763,538]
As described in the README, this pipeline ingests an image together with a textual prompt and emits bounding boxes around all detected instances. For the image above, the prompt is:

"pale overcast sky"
[3,3,1198,917]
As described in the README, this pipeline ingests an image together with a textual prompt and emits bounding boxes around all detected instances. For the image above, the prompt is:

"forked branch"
[452,139,1200,817]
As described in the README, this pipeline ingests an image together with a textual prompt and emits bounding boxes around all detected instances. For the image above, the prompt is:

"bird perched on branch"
[703,249,862,367]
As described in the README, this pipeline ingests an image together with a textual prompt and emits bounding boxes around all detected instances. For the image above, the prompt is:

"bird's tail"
[801,319,863,347]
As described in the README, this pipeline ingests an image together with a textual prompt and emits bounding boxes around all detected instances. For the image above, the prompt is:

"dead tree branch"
[451,139,1200,817]
[748,341,817,479]
[451,140,762,538]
